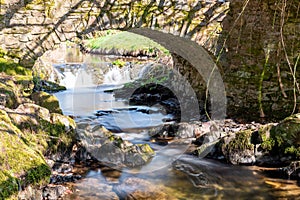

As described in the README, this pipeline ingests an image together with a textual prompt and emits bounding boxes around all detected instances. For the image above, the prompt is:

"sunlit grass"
[85,31,169,55]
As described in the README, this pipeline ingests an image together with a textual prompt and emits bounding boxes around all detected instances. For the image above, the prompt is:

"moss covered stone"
[0,110,51,200]
[0,73,34,109]
[258,123,276,151]
[222,130,255,165]
[0,58,31,76]
[269,114,300,158]
[31,91,62,114]
[0,102,76,199]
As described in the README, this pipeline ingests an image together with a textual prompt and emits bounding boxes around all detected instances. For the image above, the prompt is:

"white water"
[104,65,132,84]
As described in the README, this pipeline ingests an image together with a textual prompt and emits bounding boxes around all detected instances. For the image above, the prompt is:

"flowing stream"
[51,51,299,200]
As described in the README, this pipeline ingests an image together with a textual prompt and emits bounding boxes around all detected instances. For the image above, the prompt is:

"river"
[50,50,299,199]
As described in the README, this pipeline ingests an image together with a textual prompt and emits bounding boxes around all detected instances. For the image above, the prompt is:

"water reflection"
[66,155,278,200]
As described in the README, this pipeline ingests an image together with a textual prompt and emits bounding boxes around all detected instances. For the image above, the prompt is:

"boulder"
[76,124,155,168]
[221,130,255,165]
[257,114,300,164]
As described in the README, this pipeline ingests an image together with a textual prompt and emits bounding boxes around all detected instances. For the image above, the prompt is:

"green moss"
[0,74,35,108]
[0,110,51,199]
[31,91,62,114]
[112,59,126,67]
[226,130,254,153]
[269,114,300,158]
[0,81,19,108]
[15,116,76,155]
[0,58,31,76]
[259,124,275,150]
[33,77,66,92]
[26,0,56,18]
[0,102,76,198]
[137,143,155,155]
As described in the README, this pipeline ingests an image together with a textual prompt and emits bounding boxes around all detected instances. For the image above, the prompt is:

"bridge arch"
[0,0,229,66]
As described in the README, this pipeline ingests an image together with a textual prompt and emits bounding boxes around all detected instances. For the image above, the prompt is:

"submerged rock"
[114,177,169,200]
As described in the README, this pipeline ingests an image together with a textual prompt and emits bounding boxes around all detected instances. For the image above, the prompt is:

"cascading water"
[103,65,132,84]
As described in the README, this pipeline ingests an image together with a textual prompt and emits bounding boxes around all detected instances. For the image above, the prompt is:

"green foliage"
[86,31,169,56]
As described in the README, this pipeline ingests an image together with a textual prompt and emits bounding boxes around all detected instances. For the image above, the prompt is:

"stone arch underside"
[0,0,229,66]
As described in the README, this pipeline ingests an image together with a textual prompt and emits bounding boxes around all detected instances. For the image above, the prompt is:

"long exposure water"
[51,50,299,199]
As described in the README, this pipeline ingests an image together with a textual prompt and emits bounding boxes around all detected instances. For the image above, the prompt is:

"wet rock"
[50,174,82,184]
[33,79,66,93]
[173,159,209,188]
[124,144,155,167]
[149,121,203,139]
[43,185,66,200]
[89,142,125,166]
[114,177,168,200]
[77,125,155,167]
[280,161,300,178]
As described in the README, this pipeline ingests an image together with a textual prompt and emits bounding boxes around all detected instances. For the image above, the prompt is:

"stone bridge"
[0,0,299,120]
[0,0,228,66]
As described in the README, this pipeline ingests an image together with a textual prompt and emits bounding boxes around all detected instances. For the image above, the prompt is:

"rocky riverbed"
[1,55,299,199]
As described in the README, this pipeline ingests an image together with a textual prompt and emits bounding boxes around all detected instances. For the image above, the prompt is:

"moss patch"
[225,130,254,153]
[33,77,66,92]
[0,110,51,199]
[0,102,76,199]
[31,91,62,114]
[0,58,31,76]
[269,114,300,158]
[0,73,34,108]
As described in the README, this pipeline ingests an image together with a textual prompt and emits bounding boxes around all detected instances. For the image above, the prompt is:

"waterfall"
[52,64,96,89]
[59,71,77,89]
[104,66,132,84]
